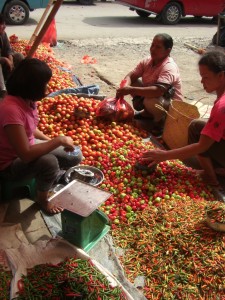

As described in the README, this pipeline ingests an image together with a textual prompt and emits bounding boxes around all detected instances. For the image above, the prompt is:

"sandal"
[150,128,163,138]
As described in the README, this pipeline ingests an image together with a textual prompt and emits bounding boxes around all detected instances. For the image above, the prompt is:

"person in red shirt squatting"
[0,58,83,214]
[139,50,225,195]
[116,33,183,136]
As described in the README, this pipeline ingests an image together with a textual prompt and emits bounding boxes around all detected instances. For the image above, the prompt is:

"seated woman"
[116,33,183,135]
[0,58,83,214]
[139,50,225,193]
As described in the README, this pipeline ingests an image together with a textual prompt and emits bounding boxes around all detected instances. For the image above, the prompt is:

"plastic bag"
[96,80,134,122]
[42,19,57,47]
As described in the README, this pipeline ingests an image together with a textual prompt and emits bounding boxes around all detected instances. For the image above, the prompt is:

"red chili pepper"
[65,293,81,297]
[17,279,24,292]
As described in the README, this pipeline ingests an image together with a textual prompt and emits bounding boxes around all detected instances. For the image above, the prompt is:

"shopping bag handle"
[155,104,176,120]
[192,97,210,118]
[193,97,207,106]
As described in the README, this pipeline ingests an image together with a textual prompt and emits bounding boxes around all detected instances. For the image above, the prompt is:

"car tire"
[4,0,29,25]
[136,10,151,18]
[79,0,94,5]
[161,2,182,25]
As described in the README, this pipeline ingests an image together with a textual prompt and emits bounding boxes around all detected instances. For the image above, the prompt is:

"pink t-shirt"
[201,94,225,142]
[0,95,39,170]
[131,56,183,101]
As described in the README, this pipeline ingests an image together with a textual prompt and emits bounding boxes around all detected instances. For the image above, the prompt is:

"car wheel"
[136,10,151,18]
[161,2,182,25]
[4,0,29,25]
[79,0,94,5]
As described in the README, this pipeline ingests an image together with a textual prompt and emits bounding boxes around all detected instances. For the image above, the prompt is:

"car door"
[194,0,225,16]
[27,0,49,10]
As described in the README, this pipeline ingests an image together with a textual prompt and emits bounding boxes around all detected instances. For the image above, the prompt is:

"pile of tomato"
[10,36,215,224]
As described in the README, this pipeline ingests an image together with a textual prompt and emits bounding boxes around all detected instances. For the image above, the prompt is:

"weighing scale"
[48,179,112,252]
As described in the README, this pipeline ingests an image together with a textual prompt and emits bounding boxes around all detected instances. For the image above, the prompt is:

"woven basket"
[161,100,200,149]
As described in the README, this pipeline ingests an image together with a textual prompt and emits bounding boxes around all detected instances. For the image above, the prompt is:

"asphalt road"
[5,1,218,41]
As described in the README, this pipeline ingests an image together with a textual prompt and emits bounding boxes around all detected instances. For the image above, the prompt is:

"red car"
[118,0,225,25]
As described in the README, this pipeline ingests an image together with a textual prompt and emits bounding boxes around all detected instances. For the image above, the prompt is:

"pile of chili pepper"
[112,199,225,299]
[0,265,12,300]
[206,203,225,223]
[16,257,127,299]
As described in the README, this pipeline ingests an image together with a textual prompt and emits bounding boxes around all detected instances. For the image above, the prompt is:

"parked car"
[0,0,49,25]
[118,0,225,25]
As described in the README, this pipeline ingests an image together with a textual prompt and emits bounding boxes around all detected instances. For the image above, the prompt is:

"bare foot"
[194,169,219,186]
[37,200,64,215]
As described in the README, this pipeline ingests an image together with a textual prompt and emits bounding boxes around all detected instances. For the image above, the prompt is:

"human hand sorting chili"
[139,149,168,167]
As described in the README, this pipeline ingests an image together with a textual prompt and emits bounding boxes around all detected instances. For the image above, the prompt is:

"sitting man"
[0,14,23,99]
[116,33,183,136]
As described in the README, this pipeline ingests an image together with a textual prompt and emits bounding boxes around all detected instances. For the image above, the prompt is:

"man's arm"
[117,84,165,98]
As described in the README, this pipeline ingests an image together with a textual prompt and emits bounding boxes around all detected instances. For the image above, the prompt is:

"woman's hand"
[139,149,167,167]
[57,136,75,151]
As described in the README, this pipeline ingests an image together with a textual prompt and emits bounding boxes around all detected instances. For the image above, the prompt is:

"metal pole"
[26,0,63,58]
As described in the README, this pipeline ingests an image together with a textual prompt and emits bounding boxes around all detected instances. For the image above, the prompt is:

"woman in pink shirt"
[0,58,82,214]
[139,50,225,196]
[117,33,183,135]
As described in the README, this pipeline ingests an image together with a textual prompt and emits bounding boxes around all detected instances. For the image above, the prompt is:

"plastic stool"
[0,177,36,201]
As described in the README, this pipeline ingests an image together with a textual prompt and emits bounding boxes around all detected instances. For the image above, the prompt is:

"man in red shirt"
[117,33,183,135]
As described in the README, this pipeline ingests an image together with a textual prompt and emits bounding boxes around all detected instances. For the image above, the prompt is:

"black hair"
[198,50,225,73]
[6,58,52,101]
[155,33,173,49]
[0,14,5,24]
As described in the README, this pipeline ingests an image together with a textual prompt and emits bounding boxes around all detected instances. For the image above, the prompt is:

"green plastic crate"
[61,209,110,252]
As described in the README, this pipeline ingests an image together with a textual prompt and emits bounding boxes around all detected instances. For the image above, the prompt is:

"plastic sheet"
[47,84,100,97]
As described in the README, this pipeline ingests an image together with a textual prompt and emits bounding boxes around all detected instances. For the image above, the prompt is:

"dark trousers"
[0,52,24,91]
[0,142,83,192]
[188,119,225,167]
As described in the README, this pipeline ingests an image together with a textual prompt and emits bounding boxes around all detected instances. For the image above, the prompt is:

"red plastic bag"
[42,19,57,47]
[96,80,134,122]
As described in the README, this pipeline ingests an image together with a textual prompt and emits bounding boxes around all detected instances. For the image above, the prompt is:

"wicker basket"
[161,100,200,149]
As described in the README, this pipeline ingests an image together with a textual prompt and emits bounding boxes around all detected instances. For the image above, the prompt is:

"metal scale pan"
[48,179,111,217]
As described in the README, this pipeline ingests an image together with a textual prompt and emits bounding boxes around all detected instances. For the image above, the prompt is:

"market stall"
[0,35,225,300]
